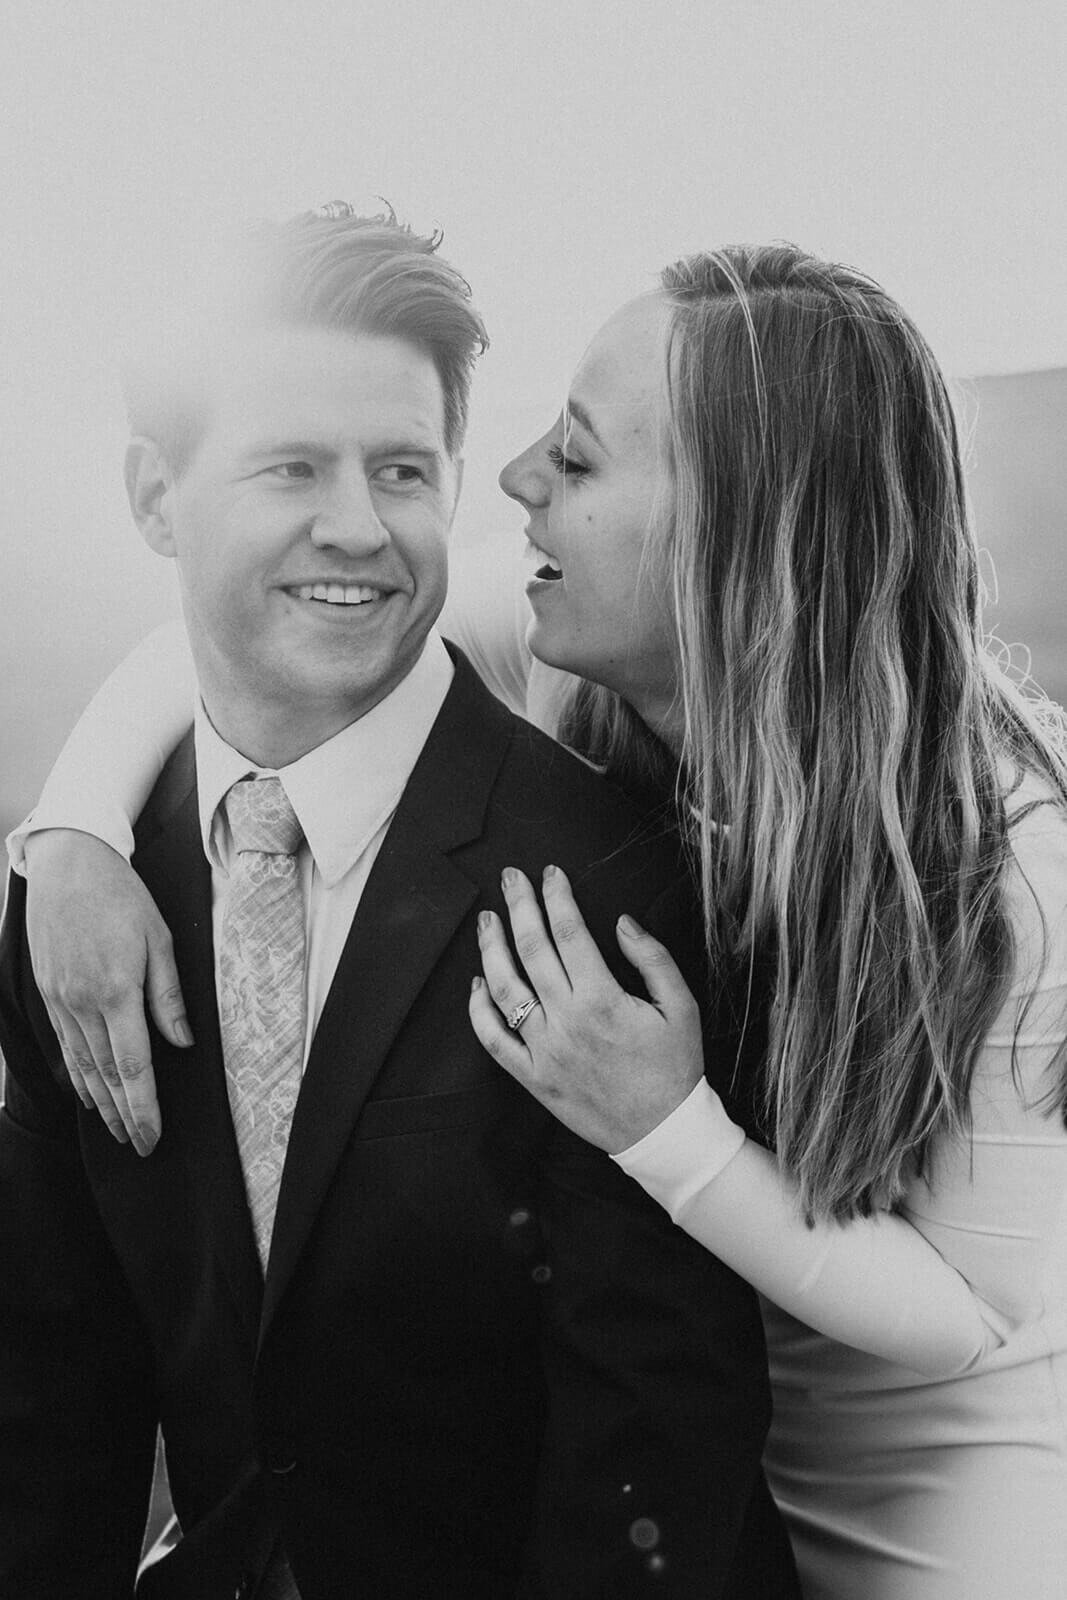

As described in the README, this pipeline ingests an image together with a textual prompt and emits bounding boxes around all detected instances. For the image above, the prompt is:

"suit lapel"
[134,742,264,1341]
[259,653,513,1341]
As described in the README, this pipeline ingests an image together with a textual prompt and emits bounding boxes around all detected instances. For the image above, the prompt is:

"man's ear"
[125,437,178,556]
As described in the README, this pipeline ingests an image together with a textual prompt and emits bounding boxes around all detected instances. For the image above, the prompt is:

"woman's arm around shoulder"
[9,618,195,868]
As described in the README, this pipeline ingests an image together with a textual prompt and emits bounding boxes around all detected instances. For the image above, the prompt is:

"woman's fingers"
[616,914,701,1023]
[41,995,95,1110]
[97,999,163,1154]
[51,1005,132,1146]
[499,868,570,999]
[77,1007,155,1154]
[540,865,619,988]
[471,888,707,1154]
[23,829,183,1152]
[40,972,161,1155]
[468,975,532,1079]
[145,920,193,1050]
[477,908,544,1030]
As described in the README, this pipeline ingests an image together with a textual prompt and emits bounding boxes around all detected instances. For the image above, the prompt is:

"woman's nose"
[499,438,549,510]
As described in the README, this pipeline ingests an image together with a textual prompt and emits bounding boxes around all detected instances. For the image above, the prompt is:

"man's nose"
[499,439,549,511]
[308,474,390,556]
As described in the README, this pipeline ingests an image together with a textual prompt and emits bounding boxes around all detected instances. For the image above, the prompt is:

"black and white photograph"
[1,3,1065,1595]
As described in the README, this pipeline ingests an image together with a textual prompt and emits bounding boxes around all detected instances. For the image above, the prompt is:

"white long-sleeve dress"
[13,541,1067,1599]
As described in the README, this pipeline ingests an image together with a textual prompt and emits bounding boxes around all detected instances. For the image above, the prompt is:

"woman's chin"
[524,614,582,678]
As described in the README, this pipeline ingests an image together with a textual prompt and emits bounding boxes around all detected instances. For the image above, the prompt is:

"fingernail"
[471,975,483,992]
[175,1019,194,1047]
[113,1126,130,1145]
[478,909,493,933]
[542,864,558,882]
[137,1128,159,1157]
[618,914,640,936]
[501,867,518,890]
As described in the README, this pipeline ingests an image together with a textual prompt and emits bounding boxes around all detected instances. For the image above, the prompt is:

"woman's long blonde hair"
[570,244,1067,1220]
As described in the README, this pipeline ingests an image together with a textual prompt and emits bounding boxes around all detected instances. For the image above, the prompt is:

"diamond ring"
[505,998,541,1032]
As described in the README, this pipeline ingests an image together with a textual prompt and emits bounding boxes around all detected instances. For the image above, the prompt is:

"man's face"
[150,324,460,763]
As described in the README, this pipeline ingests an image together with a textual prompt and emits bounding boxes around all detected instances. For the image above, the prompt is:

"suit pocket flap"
[354,1083,507,1140]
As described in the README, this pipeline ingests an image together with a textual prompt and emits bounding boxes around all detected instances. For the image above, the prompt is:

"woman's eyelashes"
[546,443,589,479]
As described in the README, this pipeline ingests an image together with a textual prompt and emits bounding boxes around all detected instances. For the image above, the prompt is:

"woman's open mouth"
[528,543,563,582]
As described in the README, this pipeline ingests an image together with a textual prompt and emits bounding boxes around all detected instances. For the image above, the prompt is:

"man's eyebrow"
[245,436,444,460]
[368,438,445,460]
[564,399,605,453]
[245,438,338,460]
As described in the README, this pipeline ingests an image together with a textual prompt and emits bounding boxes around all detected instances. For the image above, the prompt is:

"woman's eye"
[546,444,588,478]
[268,461,314,480]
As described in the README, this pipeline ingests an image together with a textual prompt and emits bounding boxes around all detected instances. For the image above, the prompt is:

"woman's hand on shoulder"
[23,830,192,1155]
[469,864,704,1153]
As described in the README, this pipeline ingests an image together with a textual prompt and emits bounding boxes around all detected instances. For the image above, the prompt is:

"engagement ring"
[505,998,541,1032]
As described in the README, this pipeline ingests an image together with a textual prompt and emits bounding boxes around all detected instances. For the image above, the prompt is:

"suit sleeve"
[0,872,159,1599]
[520,878,783,1599]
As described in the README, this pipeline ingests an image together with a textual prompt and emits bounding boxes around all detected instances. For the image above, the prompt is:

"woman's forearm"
[9,621,195,867]
[616,1081,1008,1378]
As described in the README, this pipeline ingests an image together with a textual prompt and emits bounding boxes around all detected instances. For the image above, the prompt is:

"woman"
[17,245,1067,1597]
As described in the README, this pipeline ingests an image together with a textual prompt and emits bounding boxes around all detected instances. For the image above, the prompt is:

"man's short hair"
[123,205,488,469]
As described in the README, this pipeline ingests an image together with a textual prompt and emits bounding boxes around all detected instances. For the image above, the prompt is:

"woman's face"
[498,293,680,738]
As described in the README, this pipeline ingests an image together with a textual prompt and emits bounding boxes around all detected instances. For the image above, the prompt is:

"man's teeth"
[294,583,381,604]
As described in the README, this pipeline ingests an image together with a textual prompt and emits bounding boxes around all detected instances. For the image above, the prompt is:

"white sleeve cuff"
[6,806,136,876]
[612,1079,747,1221]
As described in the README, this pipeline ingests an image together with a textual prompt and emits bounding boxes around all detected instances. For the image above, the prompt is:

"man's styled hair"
[123,205,488,470]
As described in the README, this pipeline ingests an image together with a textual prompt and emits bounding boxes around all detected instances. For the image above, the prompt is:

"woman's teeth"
[294,583,381,604]
[529,545,562,580]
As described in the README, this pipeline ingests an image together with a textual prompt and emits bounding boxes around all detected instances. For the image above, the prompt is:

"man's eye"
[375,464,425,486]
[268,461,314,480]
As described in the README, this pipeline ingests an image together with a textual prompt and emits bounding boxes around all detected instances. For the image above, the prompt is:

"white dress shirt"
[194,632,452,1066]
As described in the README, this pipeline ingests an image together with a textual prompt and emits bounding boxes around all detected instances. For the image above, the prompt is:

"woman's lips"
[526,541,563,581]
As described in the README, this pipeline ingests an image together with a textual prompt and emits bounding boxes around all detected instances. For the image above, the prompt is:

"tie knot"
[223,777,304,857]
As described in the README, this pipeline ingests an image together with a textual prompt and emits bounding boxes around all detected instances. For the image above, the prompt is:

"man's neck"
[196,673,418,770]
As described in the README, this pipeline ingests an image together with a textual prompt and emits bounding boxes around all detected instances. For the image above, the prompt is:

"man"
[0,208,798,1597]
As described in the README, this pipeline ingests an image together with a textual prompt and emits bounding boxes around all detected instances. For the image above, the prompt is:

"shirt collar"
[195,630,454,886]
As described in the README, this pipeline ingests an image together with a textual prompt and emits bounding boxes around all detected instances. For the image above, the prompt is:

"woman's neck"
[629,681,685,759]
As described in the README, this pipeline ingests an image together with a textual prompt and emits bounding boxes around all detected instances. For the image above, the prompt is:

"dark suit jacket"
[0,649,798,1599]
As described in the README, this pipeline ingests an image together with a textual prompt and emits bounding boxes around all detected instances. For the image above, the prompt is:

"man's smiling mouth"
[288,582,384,605]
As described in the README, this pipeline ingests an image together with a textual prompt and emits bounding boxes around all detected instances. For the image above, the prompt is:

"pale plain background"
[2,0,1065,831]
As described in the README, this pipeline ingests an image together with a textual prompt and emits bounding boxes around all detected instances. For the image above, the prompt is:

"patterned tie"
[218,776,307,1272]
